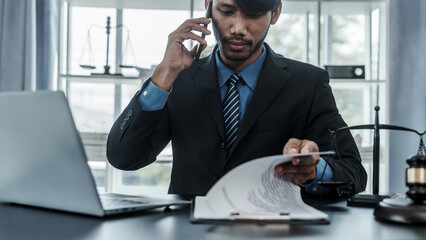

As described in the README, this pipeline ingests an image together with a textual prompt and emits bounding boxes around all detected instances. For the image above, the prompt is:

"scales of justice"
[319,105,425,224]
[79,16,154,77]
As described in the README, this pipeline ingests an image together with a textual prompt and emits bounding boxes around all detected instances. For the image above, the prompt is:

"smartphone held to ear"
[195,1,213,61]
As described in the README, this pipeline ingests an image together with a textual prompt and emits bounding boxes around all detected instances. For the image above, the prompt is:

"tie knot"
[228,73,240,87]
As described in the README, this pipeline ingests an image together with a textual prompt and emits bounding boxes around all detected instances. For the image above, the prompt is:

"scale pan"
[119,64,137,69]
[317,181,348,187]
[80,64,96,70]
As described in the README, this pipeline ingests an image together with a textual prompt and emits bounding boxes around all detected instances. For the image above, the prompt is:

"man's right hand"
[151,18,211,91]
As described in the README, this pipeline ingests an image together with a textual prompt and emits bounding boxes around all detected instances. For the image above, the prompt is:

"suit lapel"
[191,45,292,155]
[230,46,292,154]
[192,50,225,138]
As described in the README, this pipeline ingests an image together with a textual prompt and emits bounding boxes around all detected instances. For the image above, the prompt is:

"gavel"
[406,155,426,204]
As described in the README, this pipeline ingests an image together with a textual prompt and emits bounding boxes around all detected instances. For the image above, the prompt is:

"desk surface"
[0,200,425,240]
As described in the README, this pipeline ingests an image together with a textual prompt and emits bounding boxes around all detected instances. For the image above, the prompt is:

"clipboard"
[190,197,330,225]
[190,152,336,225]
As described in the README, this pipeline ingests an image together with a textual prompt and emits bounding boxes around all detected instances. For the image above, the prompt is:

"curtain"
[389,0,426,193]
[0,0,58,91]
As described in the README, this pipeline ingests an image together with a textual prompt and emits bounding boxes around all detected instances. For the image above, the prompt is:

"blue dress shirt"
[215,46,265,121]
[137,45,333,195]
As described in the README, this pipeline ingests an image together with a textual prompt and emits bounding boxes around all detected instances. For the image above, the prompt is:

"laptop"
[0,91,188,216]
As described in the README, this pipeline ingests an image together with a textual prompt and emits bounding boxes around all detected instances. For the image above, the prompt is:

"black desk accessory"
[79,17,139,76]
[324,65,365,79]
[374,155,426,224]
[320,106,425,208]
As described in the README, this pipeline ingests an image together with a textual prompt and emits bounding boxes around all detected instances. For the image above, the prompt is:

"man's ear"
[270,2,282,24]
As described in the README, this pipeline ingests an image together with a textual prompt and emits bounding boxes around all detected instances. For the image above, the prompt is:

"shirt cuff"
[301,157,333,195]
[137,79,171,111]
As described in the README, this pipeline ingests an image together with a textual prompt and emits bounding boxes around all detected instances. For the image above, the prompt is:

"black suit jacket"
[107,44,367,197]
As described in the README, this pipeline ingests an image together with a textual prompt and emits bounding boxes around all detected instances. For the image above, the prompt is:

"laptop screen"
[0,91,104,215]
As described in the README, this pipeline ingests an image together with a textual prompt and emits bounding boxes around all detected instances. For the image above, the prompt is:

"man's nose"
[230,13,247,36]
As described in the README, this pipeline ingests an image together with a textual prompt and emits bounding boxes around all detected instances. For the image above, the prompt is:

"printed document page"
[194,152,332,220]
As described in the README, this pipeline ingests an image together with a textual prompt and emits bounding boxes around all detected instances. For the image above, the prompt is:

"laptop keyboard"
[101,198,148,208]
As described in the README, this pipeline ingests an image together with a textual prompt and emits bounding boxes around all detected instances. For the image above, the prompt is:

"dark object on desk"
[374,198,426,224]
[374,155,426,224]
[347,194,393,208]
[324,65,365,79]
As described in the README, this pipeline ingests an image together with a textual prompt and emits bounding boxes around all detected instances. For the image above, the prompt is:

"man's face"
[210,0,280,63]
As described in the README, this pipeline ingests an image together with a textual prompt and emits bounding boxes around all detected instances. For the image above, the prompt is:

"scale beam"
[323,106,425,207]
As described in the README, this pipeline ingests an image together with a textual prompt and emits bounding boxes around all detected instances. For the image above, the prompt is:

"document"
[192,152,333,223]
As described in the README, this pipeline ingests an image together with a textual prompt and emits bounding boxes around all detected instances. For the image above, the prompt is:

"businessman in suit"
[107,0,367,198]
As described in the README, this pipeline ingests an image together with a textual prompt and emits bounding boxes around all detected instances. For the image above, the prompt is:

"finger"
[291,157,300,165]
[292,174,315,185]
[202,43,208,51]
[282,171,316,185]
[277,174,311,185]
[283,138,302,154]
[300,141,320,163]
[285,139,319,165]
[189,45,199,58]
[300,140,319,154]
[176,18,211,33]
[181,23,212,37]
[295,156,319,166]
[275,164,314,175]
[274,164,284,175]
[187,22,212,35]
[180,43,189,52]
[172,32,208,46]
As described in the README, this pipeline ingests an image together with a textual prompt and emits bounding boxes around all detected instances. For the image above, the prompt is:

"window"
[59,2,191,194]
[59,0,389,194]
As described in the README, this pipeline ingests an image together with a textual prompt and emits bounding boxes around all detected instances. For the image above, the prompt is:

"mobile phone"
[195,0,213,61]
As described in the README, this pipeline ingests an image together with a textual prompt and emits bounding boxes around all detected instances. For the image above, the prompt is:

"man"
[107,0,367,198]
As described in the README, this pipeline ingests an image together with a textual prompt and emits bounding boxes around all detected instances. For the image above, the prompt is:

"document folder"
[190,153,333,225]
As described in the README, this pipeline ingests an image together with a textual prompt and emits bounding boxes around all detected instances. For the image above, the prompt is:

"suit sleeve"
[106,91,171,170]
[305,70,367,197]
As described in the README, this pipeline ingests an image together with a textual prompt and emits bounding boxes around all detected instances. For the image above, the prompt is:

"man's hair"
[233,0,281,15]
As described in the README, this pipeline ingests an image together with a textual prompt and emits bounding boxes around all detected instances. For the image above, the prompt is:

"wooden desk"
[0,201,424,240]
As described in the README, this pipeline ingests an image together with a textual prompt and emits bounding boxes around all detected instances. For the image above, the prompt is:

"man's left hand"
[274,138,320,185]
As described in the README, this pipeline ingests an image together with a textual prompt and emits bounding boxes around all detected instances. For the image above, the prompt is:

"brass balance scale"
[79,16,152,76]
[319,106,425,224]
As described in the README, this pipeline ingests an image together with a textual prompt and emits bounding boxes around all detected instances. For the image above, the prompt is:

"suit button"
[121,120,127,129]
[221,142,225,149]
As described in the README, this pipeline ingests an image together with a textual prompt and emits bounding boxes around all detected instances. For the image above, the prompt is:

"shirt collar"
[216,45,267,90]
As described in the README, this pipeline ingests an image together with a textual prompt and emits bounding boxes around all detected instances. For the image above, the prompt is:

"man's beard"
[212,20,269,62]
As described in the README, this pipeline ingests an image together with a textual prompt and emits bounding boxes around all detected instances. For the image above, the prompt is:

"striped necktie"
[223,73,241,155]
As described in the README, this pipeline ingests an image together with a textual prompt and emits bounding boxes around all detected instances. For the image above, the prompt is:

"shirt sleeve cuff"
[300,157,333,195]
[137,79,171,111]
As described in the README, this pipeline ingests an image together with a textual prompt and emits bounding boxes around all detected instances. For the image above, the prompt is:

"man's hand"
[274,138,320,185]
[151,18,211,91]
